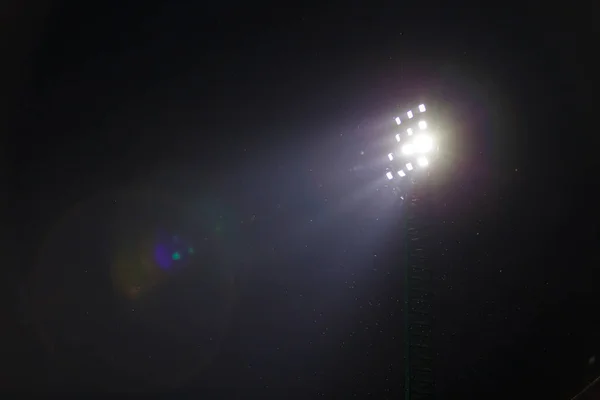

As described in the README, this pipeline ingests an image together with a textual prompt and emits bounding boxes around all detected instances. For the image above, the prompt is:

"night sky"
[2,1,598,398]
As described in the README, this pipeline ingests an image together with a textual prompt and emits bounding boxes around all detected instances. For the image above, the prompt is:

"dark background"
[2,1,598,398]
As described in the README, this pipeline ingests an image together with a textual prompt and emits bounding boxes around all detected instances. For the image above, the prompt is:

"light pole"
[386,103,437,400]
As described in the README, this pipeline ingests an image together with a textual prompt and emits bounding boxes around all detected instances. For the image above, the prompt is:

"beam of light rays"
[216,111,421,284]
[245,173,403,272]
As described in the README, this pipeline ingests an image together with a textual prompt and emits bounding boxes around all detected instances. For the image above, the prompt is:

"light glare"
[414,134,433,153]
[401,143,414,155]
[386,171,393,180]
[388,153,394,161]
[407,128,413,136]
[395,117,401,125]
[406,163,414,171]
[407,110,414,119]
[398,170,406,177]
[418,156,429,167]
[419,104,426,112]
[418,121,427,130]
[395,133,400,142]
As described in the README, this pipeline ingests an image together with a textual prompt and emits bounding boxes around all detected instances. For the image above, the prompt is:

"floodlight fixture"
[386,103,437,182]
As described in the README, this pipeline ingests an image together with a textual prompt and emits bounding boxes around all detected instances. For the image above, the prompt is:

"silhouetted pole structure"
[404,176,435,400]
[386,103,437,400]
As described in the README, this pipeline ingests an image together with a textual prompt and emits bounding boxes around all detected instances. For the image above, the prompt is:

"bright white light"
[407,128,413,136]
[418,120,428,130]
[414,134,433,153]
[407,110,414,119]
[386,171,393,180]
[395,117,401,125]
[419,104,426,112]
[406,163,414,171]
[398,170,406,177]
[401,143,414,155]
[417,156,429,167]
[395,133,400,142]
[388,153,394,161]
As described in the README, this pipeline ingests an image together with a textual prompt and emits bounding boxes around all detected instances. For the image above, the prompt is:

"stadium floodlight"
[417,156,429,167]
[385,102,438,400]
[401,143,415,155]
[385,103,438,182]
